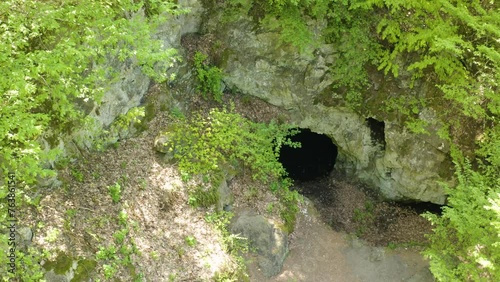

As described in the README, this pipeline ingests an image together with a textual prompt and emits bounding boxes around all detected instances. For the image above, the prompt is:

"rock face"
[89,0,204,129]
[43,0,204,158]
[44,0,451,204]
[231,212,288,277]
[201,15,451,204]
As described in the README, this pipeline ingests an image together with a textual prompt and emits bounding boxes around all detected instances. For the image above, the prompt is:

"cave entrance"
[279,128,338,182]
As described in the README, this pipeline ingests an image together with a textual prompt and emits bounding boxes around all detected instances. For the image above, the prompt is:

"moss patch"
[73,259,97,282]
[43,252,74,275]
[43,253,97,281]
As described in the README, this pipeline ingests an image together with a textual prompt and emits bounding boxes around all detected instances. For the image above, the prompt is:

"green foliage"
[113,228,129,244]
[0,0,185,193]
[64,208,77,231]
[90,106,147,151]
[277,185,301,233]
[184,235,198,247]
[193,51,224,103]
[119,210,129,226]
[71,168,84,182]
[352,200,375,236]
[165,106,298,183]
[188,185,220,208]
[423,155,500,281]
[167,107,301,232]
[111,107,146,137]
[169,106,186,120]
[260,6,314,52]
[323,1,381,98]
[108,182,122,204]
[1,246,47,282]
[96,209,139,280]
[477,124,500,169]
[355,0,500,120]
[227,0,331,52]
[46,228,61,243]
[345,90,363,110]
[96,245,118,261]
[384,95,430,134]
[268,178,301,233]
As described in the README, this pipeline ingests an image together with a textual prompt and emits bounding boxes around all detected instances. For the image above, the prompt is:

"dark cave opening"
[279,128,338,182]
[366,117,386,149]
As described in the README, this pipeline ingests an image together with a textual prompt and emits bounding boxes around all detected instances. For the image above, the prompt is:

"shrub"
[165,107,301,229]
[108,182,122,204]
[165,106,298,183]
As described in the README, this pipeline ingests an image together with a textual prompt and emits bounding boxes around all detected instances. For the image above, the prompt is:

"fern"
[423,155,500,281]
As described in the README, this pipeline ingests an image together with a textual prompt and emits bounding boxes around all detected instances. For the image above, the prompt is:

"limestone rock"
[89,0,204,129]
[203,12,451,204]
[231,212,288,277]
[217,179,233,212]
[16,226,33,249]
[153,132,176,163]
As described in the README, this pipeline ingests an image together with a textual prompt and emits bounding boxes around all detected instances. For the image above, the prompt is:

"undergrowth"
[162,106,302,232]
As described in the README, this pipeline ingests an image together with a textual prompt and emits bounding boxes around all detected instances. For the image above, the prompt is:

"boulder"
[231,212,288,277]
[153,132,176,163]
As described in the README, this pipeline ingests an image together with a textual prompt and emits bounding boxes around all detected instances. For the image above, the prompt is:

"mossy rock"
[73,259,97,282]
[43,252,97,282]
[133,102,155,133]
[43,252,74,275]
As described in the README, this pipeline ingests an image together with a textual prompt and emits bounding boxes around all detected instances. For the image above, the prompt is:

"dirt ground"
[246,174,435,282]
[296,173,434,247]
